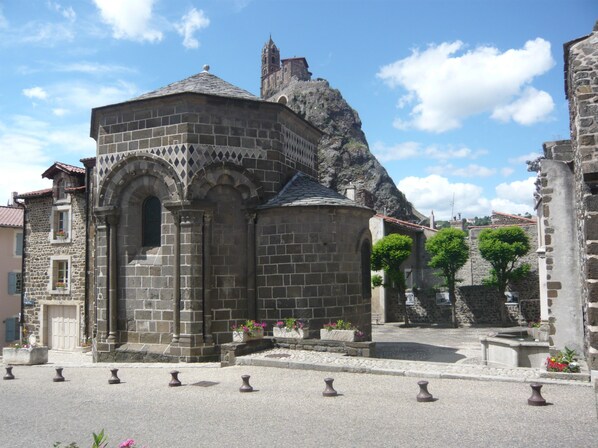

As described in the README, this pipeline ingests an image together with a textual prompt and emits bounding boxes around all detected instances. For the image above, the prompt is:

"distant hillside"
[267,79,423,221]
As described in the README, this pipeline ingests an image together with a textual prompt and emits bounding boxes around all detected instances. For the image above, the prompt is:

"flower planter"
[273,327,306,339]
[527,327,549,342]
[320,329,360,342]
[2,347,48,365]
[232,328,264,343]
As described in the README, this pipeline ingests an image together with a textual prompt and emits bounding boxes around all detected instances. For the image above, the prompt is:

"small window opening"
[142,196,161,247]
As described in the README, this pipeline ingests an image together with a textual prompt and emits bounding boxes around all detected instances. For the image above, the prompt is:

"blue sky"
[0,0,595,219]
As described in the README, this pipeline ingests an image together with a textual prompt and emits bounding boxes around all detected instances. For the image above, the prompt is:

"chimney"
[344,184,356,201]
[430,210,435,229]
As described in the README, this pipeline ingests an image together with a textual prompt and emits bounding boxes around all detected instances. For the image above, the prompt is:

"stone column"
[203,210,213,344]
[172,210,181,343]
[106,213,119,343]
[246,211,257,320]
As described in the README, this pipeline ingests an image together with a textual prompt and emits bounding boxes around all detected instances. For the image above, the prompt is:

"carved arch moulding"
[97,153,184,208]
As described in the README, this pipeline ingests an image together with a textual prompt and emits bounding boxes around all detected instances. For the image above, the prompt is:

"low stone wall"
[220,337,375,366]
[388,280,540,326]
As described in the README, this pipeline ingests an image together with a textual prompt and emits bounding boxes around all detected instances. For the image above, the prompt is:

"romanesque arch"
[188,162,262,205]
[97,153,183,208]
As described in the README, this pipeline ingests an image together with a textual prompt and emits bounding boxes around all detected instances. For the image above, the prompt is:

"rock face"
[267,79,422,221]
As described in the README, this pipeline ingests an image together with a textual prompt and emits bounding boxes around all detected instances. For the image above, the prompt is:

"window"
[51,206,71,242]
[15,232,23,256]
[50,257,70,293]
[56,179,66,200]
[4,317,19,342]
[7,272,22,295]
[142,196,161,247]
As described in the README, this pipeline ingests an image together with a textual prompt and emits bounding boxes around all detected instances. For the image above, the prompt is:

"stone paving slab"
[236,348,593,386]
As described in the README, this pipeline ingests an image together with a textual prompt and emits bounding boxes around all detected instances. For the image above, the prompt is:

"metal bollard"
[527,383,547,406]
[416,380,434,402]
[239,375,253,392]
[108,368,120,384]
[169,370,182,387]
[322,377,338,397]
[53,367,65,382]
[3,366,15,380]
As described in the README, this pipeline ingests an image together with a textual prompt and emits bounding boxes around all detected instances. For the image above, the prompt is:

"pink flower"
[119,439,136,448]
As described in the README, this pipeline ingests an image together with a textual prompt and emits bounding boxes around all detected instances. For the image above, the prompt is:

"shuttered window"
[7,272,21,295]
[15,232,23,256]
[4,317,19,342]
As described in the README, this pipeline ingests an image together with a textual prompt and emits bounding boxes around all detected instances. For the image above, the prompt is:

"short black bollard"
[53,367,65,382]
[416,380,434,402]
[108,368,120,385]
[239,375,253,392]
[527,383,547,406]
[3,366,15,380]
[169,370,182,387]
[322,377,338,397]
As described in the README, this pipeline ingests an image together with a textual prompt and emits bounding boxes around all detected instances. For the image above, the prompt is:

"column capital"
[94,206,120,226]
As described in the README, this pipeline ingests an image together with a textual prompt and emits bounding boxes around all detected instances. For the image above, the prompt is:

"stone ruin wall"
[566,23,598,369]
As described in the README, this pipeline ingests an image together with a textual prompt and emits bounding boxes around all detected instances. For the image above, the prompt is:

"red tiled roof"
[0,206,23,228]
[376,214,437,232]
[42,162,86,179]
[492,210,537,224]
[16,188,53,199]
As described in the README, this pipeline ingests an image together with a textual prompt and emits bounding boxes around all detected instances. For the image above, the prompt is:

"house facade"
[17,162,92,351]
[0,205,23,347]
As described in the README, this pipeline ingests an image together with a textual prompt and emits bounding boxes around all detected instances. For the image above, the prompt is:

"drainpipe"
[83,164,91,340]
[16,197,26,342]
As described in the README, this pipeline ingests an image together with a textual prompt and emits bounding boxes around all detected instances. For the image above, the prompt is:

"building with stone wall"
[0,205,23,347]
[17,163,92,350]
[88,67,372,362]
[261,37,312,99]
[537,23,598,373]
[369,214,439,323]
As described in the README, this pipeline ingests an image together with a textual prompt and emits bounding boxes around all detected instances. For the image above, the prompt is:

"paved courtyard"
[1,363,597,447]
[1,325,597,447]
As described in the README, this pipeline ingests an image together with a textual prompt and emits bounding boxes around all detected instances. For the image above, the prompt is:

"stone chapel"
[19,42,374,362]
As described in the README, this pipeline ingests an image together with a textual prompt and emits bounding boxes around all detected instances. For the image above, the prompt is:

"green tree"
[478,226,531,324]
[371,234,412,325]
[425,228,469,328]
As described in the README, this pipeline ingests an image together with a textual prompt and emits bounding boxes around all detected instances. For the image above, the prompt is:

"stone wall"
[22,191,87,346]
[539,141,585,353]
[92,96,320,200]
[565,23,598,369]
[256,207,372,338]
[458,224,539,287]
[386,278,540,326]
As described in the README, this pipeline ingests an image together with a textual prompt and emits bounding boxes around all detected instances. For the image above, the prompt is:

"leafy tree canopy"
[478,226,531,294]
[426,228,469,281]
[371,233,412,288]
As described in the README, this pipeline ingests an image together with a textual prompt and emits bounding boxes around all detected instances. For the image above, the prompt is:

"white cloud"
[23,87,49,100]
[377,38,555,132]
[46,80,139,111]
[47,2,76,22]
[508,151,542,165]
[176,8,210,49]
[0,115,95,203]
[397,174,536,220]
[19,22,75,45]
[501,167,515,177]
[0,6,8,29]
[494,177,536,206]
[93,0,162,42]
[52,108,69,116]
[398,174,489,219]
[491,87,554,125]
[372,141,420,161]
[427,164,496,178]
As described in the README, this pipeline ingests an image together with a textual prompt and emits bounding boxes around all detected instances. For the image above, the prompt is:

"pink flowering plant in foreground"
[275,317,304,331]
[323,319,365,339]
[231,320,266,336]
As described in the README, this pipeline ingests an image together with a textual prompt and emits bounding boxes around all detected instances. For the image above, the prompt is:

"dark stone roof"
[133,70,260,102]
[260,173,370,209]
